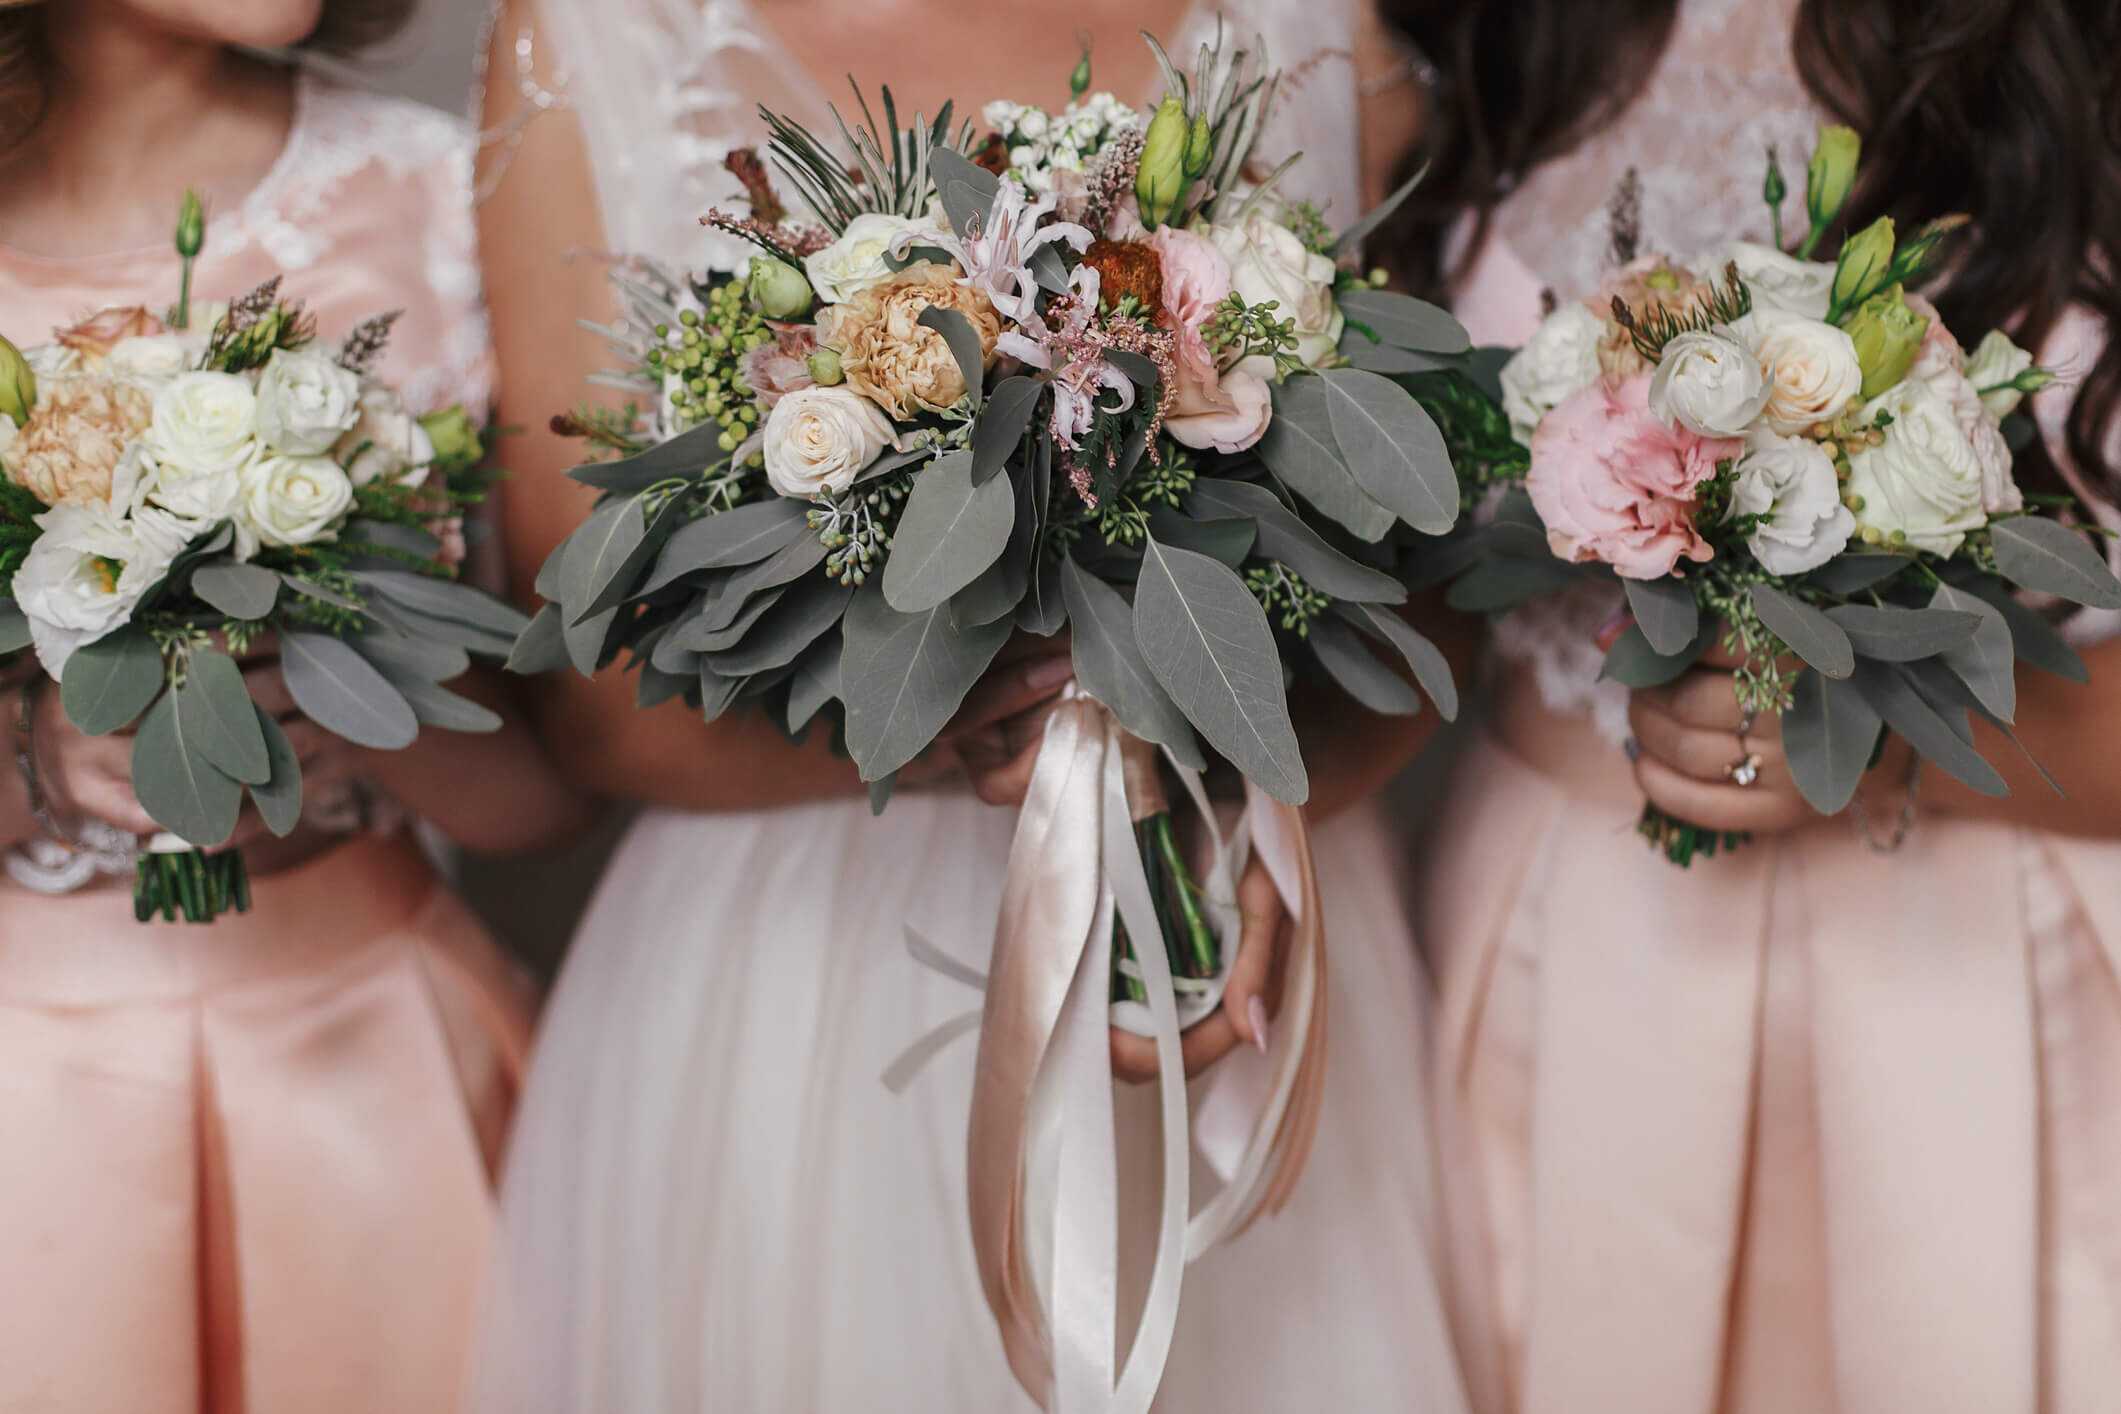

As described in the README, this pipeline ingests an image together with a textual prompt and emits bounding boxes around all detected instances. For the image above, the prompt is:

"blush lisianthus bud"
[1135,97,1190,230]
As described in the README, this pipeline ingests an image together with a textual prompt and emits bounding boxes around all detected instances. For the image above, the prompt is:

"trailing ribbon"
[959,687,1329,1413]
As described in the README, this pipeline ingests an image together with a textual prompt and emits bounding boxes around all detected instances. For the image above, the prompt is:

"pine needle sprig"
[1614,262,1754,364]
[762,82,974,231]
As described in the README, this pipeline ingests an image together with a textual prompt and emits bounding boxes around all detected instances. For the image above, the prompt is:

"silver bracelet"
[10,677,70,848]
[1849,757,1923,853]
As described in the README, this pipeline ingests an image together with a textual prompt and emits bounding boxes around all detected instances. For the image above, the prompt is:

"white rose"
[1964,328,2037,419]
[1648,328,1771,438]
[235,451,355,553]
[804,212,927,304]
[104,334,191,387]
[1499,302,1606,444]
[1728,430,1855,575]
[1200,211,1344,367]
[762,386,896,499]
[1732,308,1862,435]
[253,347,361,455]
[143,371,255,519]
[1844,379,1989,556]
[1722,241,1836,320]
[334,383,436,488]
[1909,341,2021,515]
[12,501,190,679]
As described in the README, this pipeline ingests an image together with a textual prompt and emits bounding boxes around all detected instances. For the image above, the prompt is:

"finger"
[965,738,1042,809]
[1220,860,1288,1053]
[1110,1026,1163,1084]
[243,664,298,718]
[943,654,1074,740]
[65,780,161,837]
[1595,609,1635,654]
[1636,669,1762,732]
[1634,755,1813,834]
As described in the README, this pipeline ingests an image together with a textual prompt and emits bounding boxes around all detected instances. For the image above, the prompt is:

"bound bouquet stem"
[1112,733,1219,1006]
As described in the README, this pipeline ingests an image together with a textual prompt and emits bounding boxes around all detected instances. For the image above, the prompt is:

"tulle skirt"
[1418,690,2121,1414]
[0,831,532,1414]
[468,789,1468,1412]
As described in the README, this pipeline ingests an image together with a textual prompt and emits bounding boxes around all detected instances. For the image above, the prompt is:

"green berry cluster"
[643,281,770,455]
[1245,561,1330,636]
[808,474,912,586]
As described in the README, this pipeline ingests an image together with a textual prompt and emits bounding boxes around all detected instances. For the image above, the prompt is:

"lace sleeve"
[2033,306,2121,647]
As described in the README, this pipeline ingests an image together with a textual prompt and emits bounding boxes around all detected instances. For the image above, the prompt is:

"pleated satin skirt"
[0,831,532,1414]
[1418,683,2121,1414]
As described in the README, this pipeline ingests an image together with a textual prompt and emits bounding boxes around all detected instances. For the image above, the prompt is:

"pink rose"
[1149,225,1268,451]
[1527,374,1737,580]
[1168,364,1271,453]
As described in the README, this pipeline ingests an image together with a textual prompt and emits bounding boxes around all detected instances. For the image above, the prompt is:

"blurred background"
[330,0,486,116]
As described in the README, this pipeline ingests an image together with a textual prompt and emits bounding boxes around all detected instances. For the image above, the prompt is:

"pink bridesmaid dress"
[0,72,529,1414]
[1420,2,2121,1412]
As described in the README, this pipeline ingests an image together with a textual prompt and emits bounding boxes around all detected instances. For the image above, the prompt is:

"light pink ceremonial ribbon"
[965,689,1328,1414]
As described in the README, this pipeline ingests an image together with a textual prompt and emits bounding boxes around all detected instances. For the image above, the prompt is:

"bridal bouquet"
[1429,125,2121,864]
[0,194,522,921]
[513,30,1465,1409]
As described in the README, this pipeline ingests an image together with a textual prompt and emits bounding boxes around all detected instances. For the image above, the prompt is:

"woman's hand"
[1626,662,1817,836]
[936,633,1074,805]
[1110,851,1286,1083]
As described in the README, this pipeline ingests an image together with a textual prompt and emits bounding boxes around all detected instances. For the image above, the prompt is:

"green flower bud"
[1844,284,1929,399]
[418,405,483,468]
[174,189,205,259]
[1885,214,1969,289]
[1830,215,1895,317]
[1805,124,1860,232]
[807,347,844,386]
[1135,96,1190,231]
[1069,40,1092,100]
[746,255,814,321]
[0,332,35,428]
[1183,112,1213,179]
[1763,146,1788,215]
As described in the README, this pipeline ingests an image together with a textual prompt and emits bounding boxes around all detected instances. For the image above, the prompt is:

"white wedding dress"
[468,3,1468,1409]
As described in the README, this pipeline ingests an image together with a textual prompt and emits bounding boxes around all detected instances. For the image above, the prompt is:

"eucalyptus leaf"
[841,582,1013,780]
[1256,375,1395,542]
[1017,553,1067,636]
[1133,534,1308,803]
[176,649,270,785]
[1988,516,2121,609]
[1954,576,2089,683]
[1338,340,1458,376]
[696,661,746,722]
[374,670,505,733]
[1335,288,1472,355]
[1105,349,1159,389]
[0,604,28,656]
[1600,622,1715,688]
[677,586,786,653]
[506,603,571,675]
[1748,584,1854,679]
[785,635,843,735]
[129,693,241,848]
[572,493,684,620]
[700,533,829,632]
[636,663,693,710]
[1330,164,1430,260]
[248,705,302,838]
[641,499,810,597]
[280,631,419,750]
[1061,559,1205,770]
[868,772,896,815]
[1319,369,1459,535]
[568,419,729,493]
[1851,660,2007,797]
[972,376,1042,486]
[1309,616,1421,715]
[930,147,1000,234]
[917,307,986,414]
[1806,550,1908,595]
[191,563,280,620]
[345,519,443,561]
[548,497,630,609]
[1145,506,1256,566]
[548,494,648,623]
[1333,601,1460,721]
[1823,603,1983,661]
[359,628,470,684]
[563,605,618,677]
[704,579,853,676]
[359,570,531,638]
[364,599,521,661]
[1624,576,1700,656]
[881,449,1015,613]
[60,626,164,735]
[1781,668,1884,814]
[1447,556,1581,614]
[1186,478,1406,603]
[1931,583,2016,723]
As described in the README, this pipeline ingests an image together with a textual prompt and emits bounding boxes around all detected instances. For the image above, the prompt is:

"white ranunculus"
[1908,341,2021,515]
[1722,241,1837,321]
[1844,379,1989,556]
[762,386,896,499]
[335,383,436,488]
[1733,308,1862,435]
[1199,210,1344,367]
[1499,302,1606,444]
[253,347,361,455]
[1648,327,1772,438]
[147,369,256,482]
[1964,328,2037,419]
[235,451,354,553]
[103,334,191,387]
[1729,430,1855,575]
[13,501,192,678]
[804,212,928,305]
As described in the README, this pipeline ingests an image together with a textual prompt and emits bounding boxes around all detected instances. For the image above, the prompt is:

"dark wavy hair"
[1383,0,2121,503]
[0,0,416,151]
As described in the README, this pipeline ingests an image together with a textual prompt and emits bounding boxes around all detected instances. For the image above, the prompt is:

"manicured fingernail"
[1624,736,1640,762]
[1599,605,1632,639]
[1247,997,1270,1055]
[1027,656,1074,692]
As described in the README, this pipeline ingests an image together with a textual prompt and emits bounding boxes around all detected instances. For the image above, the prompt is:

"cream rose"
[1722,241,1836,320]
[762,386,897,499]
[1499,302,1606,444]
[1200,211,1344,366]
[1964,329,2037,419]
[1166,363,1273,454]
[1648,328,1771,438]
[254,347,362,455]
[1844,379,1989,556]
[335,383,437,488]
[1734,308,1862,435]
[804,212,928,305]
[235,451,354,553]
[7,375,153,507]
[13,500,192,678]
[1728,430,1854,575]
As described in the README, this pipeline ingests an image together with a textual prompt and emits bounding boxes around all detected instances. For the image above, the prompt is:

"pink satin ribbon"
[966,692,1328,1413]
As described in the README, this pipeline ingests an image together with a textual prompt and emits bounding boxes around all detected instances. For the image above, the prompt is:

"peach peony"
[1527,374,1738,580]
[8,375,153,506]
[54,306,167,368]
[816,261,1000,420]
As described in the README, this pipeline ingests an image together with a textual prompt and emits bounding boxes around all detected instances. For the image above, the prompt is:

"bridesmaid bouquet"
[1428,125,2121,864]
[0,194,522,921]
[514,29,1464,1409]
